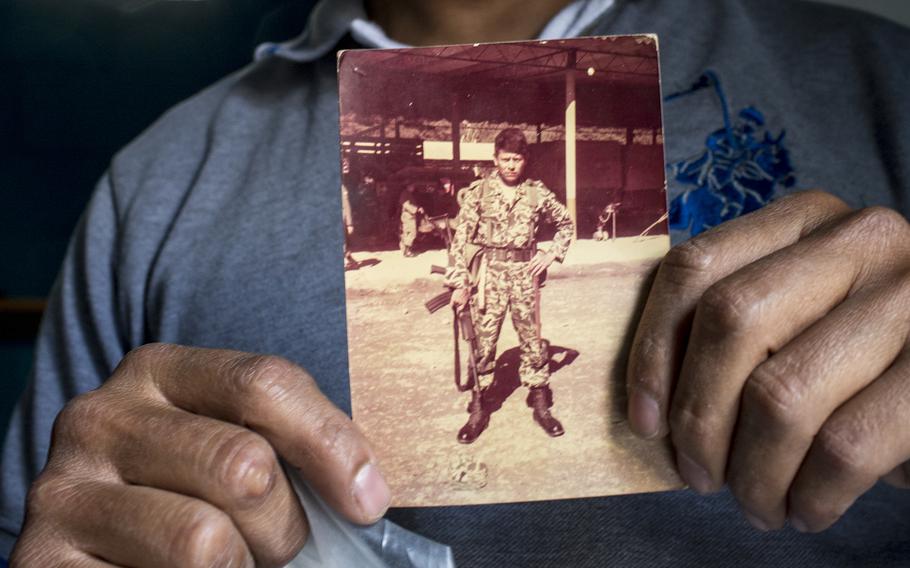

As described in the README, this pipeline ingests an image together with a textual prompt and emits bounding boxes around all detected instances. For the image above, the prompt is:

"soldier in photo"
[355,173,379,244]
[398,183,423,257]
[340,157,356,268]
[437,177,460,219]
[594,202,620,241]
[420,177,461,248]
[436,177,461,246]
[448,128,575,443]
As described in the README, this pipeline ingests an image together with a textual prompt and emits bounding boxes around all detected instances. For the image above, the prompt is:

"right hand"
[451,287,471,309]
[10,343,390,568]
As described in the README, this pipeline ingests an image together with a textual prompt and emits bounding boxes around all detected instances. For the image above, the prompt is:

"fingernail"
[629,390,661,438]
[789,515,810,533]
[676,452,714,494]
[353,462,391,521]
[743,510,770,532]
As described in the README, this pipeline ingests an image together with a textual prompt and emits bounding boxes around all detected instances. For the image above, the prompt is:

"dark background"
[0,0,315,436]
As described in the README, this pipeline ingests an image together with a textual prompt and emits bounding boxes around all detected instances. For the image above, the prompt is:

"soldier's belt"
[484,247,535,262]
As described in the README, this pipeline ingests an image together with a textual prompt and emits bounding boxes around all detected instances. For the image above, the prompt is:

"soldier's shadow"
[482,344,579,413]
[345,257,381,271]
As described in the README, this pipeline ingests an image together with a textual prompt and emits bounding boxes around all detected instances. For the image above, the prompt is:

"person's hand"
[451,287,471,309]
[346,224,354,235]
[626,191,910,533]
[528,250,556,278]
[11,344,390,567]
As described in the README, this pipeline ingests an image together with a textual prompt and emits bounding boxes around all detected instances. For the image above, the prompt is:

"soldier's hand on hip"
[626,190,910,533]
[11,344,390,568]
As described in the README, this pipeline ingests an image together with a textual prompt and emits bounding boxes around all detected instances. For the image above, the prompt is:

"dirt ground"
[345,236,683,507]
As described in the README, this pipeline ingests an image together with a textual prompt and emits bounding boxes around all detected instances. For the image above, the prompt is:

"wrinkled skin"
[11,345,390,567]
[627,190,910,532]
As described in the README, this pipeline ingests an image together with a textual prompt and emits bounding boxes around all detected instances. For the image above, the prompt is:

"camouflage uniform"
[448,173,574,388]
[399,188,420,254]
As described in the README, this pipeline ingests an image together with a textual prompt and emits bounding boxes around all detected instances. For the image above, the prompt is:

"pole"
[452,92,461,165]
[612,207,617,242]
[565,50,578,241]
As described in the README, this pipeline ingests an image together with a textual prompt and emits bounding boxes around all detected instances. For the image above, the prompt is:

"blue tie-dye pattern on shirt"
[667,71,796,236]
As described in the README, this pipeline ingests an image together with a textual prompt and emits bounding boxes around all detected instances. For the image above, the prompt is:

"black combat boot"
[457,389,490,444]
[527,385,565,437]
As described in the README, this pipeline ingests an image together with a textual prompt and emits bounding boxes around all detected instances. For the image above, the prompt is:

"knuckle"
[51,391,107,448]
[119,342,176,375]
[173,506,243,568]
[217,431,278,504]
[311,411,357,459]
[235,355,305,409]
[627,335,664,394]
[742,361,803,431]
[814,422,874,480]
[841,206,910,243]
[24,473,70,521]
[856,206,908,233]
[793,189,850,213]
[661,239,717,286]
[698,281,762,333]
[668,405,715,447]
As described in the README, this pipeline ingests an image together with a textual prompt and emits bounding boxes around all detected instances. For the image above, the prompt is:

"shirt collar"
[255,0,617,63]
[489,172,529,196]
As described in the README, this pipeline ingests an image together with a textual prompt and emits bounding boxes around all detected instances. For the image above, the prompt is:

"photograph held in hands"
[338,35,682,507]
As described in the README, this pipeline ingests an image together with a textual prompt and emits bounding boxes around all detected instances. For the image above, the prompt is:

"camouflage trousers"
[474,259,548,388]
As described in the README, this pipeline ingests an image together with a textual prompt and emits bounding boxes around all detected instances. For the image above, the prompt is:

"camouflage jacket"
[398,189,420,219]
[446,173,574,289]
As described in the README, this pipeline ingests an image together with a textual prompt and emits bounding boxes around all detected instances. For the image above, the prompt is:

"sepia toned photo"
[338,35,682,507]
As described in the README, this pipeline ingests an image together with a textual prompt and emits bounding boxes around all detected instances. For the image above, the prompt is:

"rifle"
[424,264,451,314]
[455,305,480,393]
[425,265,479,392]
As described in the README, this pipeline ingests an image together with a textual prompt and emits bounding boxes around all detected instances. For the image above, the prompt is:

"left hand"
[529,250,556,278]
[626,190,910,533]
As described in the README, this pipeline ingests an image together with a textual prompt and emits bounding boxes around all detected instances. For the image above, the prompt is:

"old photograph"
[338,35,682,507]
